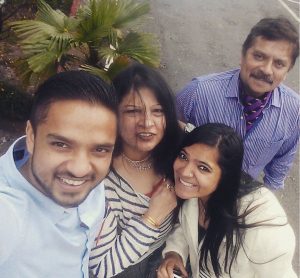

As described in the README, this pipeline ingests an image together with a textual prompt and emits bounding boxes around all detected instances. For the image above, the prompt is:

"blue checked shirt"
[176,69,300,189]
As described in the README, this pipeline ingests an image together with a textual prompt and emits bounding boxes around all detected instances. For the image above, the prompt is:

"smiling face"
[240,36,293,98]
[173,143,222,202]
[23,100,117,208]
[118,87,166,159]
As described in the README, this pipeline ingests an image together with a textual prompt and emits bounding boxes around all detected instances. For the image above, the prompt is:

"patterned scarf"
[242,92,272,132]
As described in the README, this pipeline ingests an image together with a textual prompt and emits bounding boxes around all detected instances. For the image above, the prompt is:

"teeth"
[179,178,194,188]
[139,133,153,137]
[60,177,84,186]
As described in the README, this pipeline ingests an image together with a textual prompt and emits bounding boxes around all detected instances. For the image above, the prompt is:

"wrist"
[142,214,159,228]
[165,251,181,260]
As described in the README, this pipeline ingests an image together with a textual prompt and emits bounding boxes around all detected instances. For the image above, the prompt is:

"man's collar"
[225,69,240,98]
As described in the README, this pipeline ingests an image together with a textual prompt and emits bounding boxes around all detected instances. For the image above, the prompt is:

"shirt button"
[241,116,243,119]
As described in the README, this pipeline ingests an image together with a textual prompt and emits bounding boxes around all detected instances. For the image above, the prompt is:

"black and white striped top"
[89,169,174,277]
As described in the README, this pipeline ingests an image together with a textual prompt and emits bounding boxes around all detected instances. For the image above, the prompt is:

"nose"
[261,60,273,75]
[140,111,154,127]
[66,151,92,178]
[179,162,194,178]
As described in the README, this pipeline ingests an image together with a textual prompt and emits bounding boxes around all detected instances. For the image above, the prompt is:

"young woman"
[157,123,296,278]
[89,63,183,277]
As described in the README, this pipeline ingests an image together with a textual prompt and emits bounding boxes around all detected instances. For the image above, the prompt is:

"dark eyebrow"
[95,144,115,150]
[274,58,287,64]
[47,134,115,149]
[47,134,72,143]
[123,104,142,108]
[181,148,188,155]
[253,50,266,56]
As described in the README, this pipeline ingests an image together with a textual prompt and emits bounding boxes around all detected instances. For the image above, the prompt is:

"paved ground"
[146,0,299,273]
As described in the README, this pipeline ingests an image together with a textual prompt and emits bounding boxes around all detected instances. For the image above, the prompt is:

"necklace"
[122,153,153,171]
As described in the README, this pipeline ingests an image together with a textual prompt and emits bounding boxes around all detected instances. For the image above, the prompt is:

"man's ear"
[26,121,35,155]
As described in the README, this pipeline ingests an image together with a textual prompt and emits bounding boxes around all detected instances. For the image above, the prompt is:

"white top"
[163,187,296,278]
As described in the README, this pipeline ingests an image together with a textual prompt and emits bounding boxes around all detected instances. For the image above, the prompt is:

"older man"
[0,71,118,277]
[177,17,299,189]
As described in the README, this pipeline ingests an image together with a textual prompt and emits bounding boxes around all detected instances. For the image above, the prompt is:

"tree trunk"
[70,0,84,16]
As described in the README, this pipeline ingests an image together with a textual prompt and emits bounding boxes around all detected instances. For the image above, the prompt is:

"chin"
[52,192,88,208]
[175,188,194,200]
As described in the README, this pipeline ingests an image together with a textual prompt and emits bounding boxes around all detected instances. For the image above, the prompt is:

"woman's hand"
[144,179,177,226]
[157,252,188,278]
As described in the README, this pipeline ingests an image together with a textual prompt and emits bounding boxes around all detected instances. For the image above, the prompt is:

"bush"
[0,81,32,121]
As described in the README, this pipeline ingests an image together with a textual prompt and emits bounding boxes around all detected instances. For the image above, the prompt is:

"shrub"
[0,81,32,121]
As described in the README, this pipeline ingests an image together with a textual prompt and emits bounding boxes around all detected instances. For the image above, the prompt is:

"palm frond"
[113,0,150,29]
[106,55,131,79]
[21,40,51,56]
[76,0,117,44]
[9,20,55,43]
[101,32,160,67]
[27,51,58,73]
[15,59,56,88]
[36,0,73,31]
[80,64,111,83]
[7,0,160,89]
[9,0,79,52]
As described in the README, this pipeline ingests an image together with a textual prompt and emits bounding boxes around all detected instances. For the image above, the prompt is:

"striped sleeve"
[89,207,161,277]
[263,115,300,189]
[89,171,174,277]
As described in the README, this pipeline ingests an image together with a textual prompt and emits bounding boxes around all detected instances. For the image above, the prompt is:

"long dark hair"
[112,63,183,179]
[180,123,263,277]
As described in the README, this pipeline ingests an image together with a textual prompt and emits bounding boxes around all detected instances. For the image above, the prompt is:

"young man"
[0,71,118,277]
[177,17,300,189]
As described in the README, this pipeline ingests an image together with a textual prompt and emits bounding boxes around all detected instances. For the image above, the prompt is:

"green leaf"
[80,64,111,83]
[8,0,161,89]
[101,32,161,68]
[113,0,150,29]
[27,51,58,73]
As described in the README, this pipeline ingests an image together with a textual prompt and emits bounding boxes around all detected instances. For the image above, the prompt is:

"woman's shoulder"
[104,169,131,191]
[238,187,287,224]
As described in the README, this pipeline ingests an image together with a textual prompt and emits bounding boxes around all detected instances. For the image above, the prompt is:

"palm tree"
[9,0,160,87]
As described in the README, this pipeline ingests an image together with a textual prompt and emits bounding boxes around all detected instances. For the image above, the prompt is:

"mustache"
[250,70,273,85]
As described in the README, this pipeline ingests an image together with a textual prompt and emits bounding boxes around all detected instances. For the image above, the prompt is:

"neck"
[198,198,208,228]
[122,147,151,161]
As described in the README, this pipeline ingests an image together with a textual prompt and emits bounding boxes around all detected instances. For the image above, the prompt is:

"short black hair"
[29,70,118,132]
[242,17,299,68]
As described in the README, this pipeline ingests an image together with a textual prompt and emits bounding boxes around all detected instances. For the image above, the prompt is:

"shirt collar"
[225,69,240,99]
[3,137,105,227]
